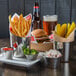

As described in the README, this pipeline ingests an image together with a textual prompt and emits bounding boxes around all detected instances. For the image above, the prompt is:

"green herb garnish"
[22,44,38,55]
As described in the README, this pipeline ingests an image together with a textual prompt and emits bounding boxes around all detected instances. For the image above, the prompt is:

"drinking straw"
[53,40,55,50]
[51,33,55,50]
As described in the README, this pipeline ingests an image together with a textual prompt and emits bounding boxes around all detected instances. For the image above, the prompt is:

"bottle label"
[34,6,39,8]
[33,6,39,13]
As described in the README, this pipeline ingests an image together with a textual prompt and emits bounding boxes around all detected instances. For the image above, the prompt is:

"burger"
[31,29,50,43]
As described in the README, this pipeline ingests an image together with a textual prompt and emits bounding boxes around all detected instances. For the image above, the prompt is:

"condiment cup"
[1,47,13,59]
[46,57,61,69]
[45,49,62,69]
[25,54,38,61]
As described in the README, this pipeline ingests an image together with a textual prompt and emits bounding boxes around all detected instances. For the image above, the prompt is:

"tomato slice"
[31,36,35,41]
[49,34,54,39]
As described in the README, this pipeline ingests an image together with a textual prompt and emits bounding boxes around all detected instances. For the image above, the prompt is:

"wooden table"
[0,38,76,76]
[0,61,75,76]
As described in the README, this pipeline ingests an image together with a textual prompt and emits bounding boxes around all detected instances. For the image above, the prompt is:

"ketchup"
[3,48,13,51]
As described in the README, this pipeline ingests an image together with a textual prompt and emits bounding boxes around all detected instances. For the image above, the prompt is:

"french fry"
[9,15,11,22]
[18,15,21,36]
[22,23,28,37]
[55,22,76,38]
[23,32,27,37]
[14,26,21,36]
[10,21,18,36]
[22,19,25,33]
[13,16,19,29]
[56,24,61,36]
[65,22,75,37]
[67,23,71,32]
[10,26,18,36]
[9,14,32,37]
[21,17,25,36]
[60,24,67,37]
[22,19,27,37]
[9,15,17,36]
[20,14,23,36]
[9,15,18,36]
[13,16,19,23]
[21,16,25,37]
[21,19,23,37]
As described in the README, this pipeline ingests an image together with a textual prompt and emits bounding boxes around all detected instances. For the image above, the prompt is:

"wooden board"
[40,0,55,19]
[0,0,8,37]
[24,0,35,15]
[9,0,24,15]
[71,0,76,22]
[56,0,71,23]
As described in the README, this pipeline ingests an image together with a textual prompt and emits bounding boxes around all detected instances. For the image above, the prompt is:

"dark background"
[0,0,76,37]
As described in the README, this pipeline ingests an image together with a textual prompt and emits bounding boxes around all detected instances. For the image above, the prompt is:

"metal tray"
[0,54,42,67]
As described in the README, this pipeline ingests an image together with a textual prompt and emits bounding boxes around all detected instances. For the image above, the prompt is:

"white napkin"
[14,43,24,58]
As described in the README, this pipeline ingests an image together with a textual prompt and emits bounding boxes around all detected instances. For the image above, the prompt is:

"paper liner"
[30,42,53,52]
[9,13,32,47]
[53,29,75,42]
[9,13,32,38]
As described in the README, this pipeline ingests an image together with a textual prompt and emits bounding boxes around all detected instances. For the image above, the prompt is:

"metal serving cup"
[1,47,13,59]
[25,54,38,61]
[46,57,61,69]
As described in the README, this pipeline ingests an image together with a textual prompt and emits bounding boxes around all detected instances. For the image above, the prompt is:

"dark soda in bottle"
[32,0,42,30]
